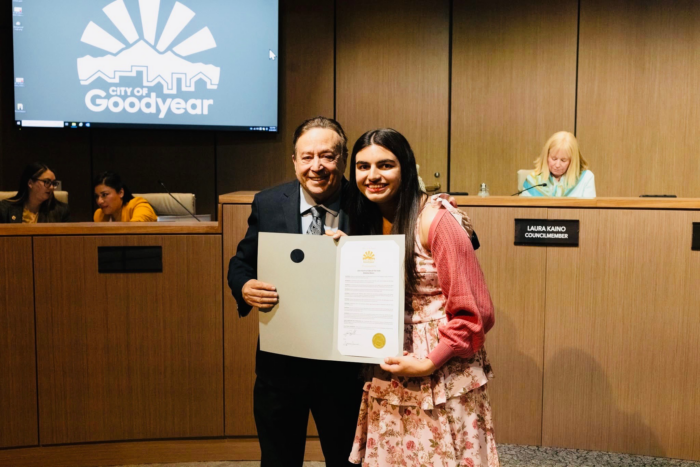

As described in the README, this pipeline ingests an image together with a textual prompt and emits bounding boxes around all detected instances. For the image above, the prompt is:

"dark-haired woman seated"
[0,162,70,223]
[93,172,156,222]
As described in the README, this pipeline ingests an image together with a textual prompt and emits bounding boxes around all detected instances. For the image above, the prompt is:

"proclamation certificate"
[258,233,404,364]
[337,241,401,358]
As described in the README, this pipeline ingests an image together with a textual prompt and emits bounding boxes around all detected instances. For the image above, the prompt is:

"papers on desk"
[258,233,404,364]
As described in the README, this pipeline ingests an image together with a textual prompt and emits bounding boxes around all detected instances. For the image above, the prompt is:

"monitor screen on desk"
[12,0,279,131]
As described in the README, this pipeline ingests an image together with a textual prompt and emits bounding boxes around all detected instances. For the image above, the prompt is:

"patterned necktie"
[306,205,325,235]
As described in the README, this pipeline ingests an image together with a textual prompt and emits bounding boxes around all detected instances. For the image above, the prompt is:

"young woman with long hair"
[345,129,499,466]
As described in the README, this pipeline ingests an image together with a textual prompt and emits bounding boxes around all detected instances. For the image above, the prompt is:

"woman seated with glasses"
[93,171,157,222]
[0,162,70,223]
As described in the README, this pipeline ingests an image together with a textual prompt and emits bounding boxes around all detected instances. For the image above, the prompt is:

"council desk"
[219,194,700,462]
[0,221,323,467]
[2,197,699,466]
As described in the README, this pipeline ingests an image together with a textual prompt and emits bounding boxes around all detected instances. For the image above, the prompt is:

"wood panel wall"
[450,0,578,196]
[223,205,258,436]
[464,207,548,446]
[576,0,700,198]
[34,235,223,445]
[542,209,700,460]
[0,237,38,448]
[336,0,450,191]
[4,0,700,220]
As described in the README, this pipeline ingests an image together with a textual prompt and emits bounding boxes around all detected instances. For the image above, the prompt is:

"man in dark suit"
[227,116,363,467]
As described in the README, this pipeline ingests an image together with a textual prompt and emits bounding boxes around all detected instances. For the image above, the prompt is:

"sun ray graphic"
[138,0,160,46]
[156,2,195,52]
[173,27,217,57]
[103,0,139,44]
[80,21,125,54]
[81,0,215,59]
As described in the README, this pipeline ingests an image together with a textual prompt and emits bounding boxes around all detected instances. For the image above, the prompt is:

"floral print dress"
[349,198,499,467]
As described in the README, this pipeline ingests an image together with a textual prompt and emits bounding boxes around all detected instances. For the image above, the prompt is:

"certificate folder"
[258,232,405,364]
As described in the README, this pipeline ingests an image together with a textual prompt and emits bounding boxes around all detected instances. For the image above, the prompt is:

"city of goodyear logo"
[78,0,220,118]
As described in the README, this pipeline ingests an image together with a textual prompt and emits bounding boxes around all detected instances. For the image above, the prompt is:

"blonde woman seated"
[93,172,157,222]
[521,131,596,198]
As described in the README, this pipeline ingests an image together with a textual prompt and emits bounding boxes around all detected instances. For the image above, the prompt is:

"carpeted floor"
[115,444,700,467]
[496,445,700,466]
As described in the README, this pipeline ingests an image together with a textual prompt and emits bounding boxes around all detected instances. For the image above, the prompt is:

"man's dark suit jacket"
[227,179,359,382]
[0,199,70,223]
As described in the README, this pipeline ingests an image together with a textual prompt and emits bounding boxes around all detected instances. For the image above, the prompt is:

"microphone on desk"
[157,180,200,222]
[511,183,547,196]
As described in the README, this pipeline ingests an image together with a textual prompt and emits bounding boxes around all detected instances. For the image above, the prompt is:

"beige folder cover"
[258,232,405,364]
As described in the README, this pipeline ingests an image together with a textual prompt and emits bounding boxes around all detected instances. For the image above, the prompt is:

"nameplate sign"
[98,246,163,273]
[514,219,579,247]
[693,223,700,251]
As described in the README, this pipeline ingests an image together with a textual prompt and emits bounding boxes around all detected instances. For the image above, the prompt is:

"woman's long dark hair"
[347,129,423,293]
[93,171,134,204]
[9,162,56,209]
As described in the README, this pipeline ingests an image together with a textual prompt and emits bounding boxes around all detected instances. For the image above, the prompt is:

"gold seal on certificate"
[372,333,386,349]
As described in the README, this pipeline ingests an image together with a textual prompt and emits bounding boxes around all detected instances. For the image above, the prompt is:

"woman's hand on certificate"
[242,279,279,309]
[325,230,347,241]
[380,352,436,377]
